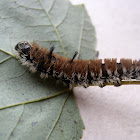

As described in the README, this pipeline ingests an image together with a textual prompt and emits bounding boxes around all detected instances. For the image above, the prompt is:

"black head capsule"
[15,41,31,55]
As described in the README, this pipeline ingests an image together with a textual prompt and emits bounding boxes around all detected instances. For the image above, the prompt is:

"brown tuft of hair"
[104,58,117,74]
[120,59,133,71]
[89,59,102,76]
[53,54,67,74]
[75,60,89,77]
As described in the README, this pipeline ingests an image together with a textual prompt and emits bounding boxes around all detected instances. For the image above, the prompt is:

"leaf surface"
[0,0,97,139]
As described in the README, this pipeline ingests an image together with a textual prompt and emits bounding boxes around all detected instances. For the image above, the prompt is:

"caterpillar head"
[15,41,31,55]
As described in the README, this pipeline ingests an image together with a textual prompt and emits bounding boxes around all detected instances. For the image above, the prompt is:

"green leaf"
[0,0,97,139]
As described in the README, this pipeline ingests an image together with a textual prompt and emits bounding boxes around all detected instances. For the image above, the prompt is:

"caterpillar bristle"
[70,51,78,63]
[15,41,140,89]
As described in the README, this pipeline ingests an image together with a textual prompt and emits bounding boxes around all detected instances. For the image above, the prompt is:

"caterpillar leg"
[113,78,121,87]
[98,81,106,88]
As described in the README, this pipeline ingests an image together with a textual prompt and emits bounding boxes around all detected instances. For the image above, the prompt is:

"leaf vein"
[77,9,85,59]
[0,56,12,64]
[34,40,59,42]
[48,0,55,13]
[56,6,69,28]
[15,1,43,10]
[0,49,14,57]
[0,17,12,52]
[39,0,66,57]
[0,89,69,110]
[7,105,24,140]
[66,109,77,140]
[25,25,52,28]
[46,93,70,140]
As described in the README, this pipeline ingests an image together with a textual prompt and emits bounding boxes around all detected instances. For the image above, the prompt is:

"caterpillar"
[15,41,140,89]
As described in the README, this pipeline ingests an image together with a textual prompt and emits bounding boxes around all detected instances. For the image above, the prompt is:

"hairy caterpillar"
[15,41,140,89]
